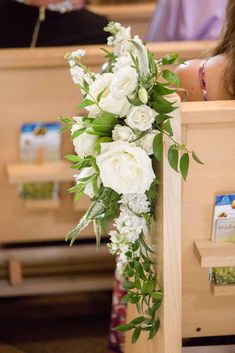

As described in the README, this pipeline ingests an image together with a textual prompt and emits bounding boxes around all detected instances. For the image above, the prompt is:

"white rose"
[86,73,131,117]
[110,66,138,99]
[112,124,134,142]
[126,105,156,131]
[75,167,100,198]
[138,130,159,155]
[96,141,155,194]
[71,119,98,158]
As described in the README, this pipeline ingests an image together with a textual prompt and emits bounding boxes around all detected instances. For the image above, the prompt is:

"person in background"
[0,0,108,47]
[175,0,234,101]
[146,0,227,42]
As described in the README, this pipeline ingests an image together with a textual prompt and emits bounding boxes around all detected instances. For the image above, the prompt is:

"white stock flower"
[70,66,93,87]
[113,54,132,73]
[96,141,155,194]
[137,130,159,155]
[114,209,147,242]
[112,124,134,142]
[71,118,98,158]
[86,73,131,117]
[74,167,100,198]
[110,66,138,99]
[126,105,156,131]
[120,194,150,214]
[70,49,86,59]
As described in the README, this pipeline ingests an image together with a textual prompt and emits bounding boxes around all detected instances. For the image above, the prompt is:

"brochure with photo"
[211,193,235,285]
[19,122,61,200]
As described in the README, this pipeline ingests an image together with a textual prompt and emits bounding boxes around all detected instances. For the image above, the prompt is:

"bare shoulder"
[175,55,231,101]
[174,59,203,101]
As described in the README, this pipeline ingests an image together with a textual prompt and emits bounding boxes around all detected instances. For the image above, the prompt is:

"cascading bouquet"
[60,22,202,343]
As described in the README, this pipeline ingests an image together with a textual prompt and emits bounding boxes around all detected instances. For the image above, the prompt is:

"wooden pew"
[181,101,235,338]
[0,41,216,244]
[125,101,235,353]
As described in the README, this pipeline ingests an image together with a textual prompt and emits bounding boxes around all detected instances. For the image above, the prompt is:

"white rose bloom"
[71,120,98,158]
[96,141,155,194]
[86,73,131,117]
[112,124,134,142]
[138,130,159,155]
[126,105,156,131]
[113,54,133,73]
[110,66,138,99]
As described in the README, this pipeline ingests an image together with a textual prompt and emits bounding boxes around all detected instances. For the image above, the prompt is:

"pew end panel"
[181,101,235,337]
[124,97,182,353]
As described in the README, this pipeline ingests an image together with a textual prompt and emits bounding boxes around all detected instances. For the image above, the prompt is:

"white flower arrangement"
[61,22,202,343]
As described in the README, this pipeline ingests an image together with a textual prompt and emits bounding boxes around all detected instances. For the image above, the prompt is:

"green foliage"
[153,132,163,161]
[180,152,189,180]
[168,145,179,172]
[91,112,118,133]
[115,234,163,341]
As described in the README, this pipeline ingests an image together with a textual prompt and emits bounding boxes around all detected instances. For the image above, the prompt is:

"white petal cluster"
[126,105,156,131]
[112,124,135,142]
[119,193,150,214]
[71,117,98,158]
[74,167,101,198]
[137,130,159,155]
[108,195,149,275]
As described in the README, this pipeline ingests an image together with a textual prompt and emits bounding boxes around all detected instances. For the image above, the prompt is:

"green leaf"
[122,280,135,290]
[180,153,189,180]
[92,112,118,132]
[121,294,131,304]
[162,69,180,87]
[168,145,179,172]
[71,127,86,140]
[115,323,134,332]
[132,327,141,344]
[151,291,163,300]
[146,278,156,294]
[127,96,142,106]
[150,101,177,114]
[134,261,145,280]
[74,187,85,202]
[148,318,160,340]
[155,114,173,124]
[161,53,179,65]
[153,84,176,96]
[78,99,95,109]
[163,119,173,136]
[64,154,82,162]
[192,151,204,164]
[153,132,163,161]
[97,86,107,103]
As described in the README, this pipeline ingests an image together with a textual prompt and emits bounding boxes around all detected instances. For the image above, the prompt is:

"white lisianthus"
[112,124,135,142]
[137,130,159,155]
[113,54,132,73]
[110,66,138,99]
[86,73,131,117]
[126,105,156,131]
[96,141,155,194]
[74,167,100,198]
[71,118,98,158]
[70,49,86,60]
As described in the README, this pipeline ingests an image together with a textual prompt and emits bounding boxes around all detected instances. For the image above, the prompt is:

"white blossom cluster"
[108,194,150,275]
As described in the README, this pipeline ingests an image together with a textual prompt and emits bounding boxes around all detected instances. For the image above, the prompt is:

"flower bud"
[138,87,148,104]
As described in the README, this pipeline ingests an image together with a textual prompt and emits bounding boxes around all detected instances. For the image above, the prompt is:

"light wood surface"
[125,94,182,353]
[212,284,235,297]
[24,199,61,211]
[194,240,235,267]
[181,100,235,338]
[0,273,114,297]
[7,161,75,184]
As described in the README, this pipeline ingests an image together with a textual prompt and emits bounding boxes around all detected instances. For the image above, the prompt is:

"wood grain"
[194,240,235,267]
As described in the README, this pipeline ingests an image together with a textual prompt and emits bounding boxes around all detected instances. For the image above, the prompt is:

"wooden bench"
[125,101,235,353]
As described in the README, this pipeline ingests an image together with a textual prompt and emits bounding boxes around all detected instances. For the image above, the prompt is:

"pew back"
[0,42,215,244]
[181,101,235,338]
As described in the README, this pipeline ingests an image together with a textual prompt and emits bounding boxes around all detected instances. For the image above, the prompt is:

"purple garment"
[146,0,227,41]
